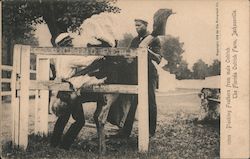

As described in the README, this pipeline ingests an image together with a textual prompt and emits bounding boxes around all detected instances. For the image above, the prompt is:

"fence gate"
[11,44,149,152]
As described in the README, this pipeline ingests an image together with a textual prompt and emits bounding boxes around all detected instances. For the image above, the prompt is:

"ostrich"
[50,9,174,154]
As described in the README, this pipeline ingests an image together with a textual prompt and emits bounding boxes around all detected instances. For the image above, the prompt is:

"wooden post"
[137,48,149,152]
[35,56,50,136]
[34,89,39,134]
[19,45,31,149]
[34,56,40,135]
[11,45,21,147]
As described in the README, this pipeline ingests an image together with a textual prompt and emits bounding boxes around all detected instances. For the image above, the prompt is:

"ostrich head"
[152,9,175,37]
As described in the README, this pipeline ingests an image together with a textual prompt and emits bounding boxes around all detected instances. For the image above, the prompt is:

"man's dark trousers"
[121,76,157,137]
[50,96,85,150]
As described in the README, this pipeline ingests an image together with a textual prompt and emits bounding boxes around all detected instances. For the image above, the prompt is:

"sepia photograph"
[0,0,249,158]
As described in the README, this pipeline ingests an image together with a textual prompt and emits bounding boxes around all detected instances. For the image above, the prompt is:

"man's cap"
[55,32,73,46]
[134,18,148,25]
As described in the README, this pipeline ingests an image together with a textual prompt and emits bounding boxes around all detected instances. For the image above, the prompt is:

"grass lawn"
[1,90,219,158]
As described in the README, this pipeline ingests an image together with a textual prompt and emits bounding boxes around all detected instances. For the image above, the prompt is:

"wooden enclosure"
[8,44,149,152]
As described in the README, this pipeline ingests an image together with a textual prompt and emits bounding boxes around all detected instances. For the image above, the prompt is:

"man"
[50,32,114,150]
[50,30,118,149]
[50,33,87,150]
[116,18,162,138]
[50,13,124,150]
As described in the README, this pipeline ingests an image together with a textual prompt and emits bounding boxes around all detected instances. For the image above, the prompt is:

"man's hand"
[126,57,134,63]
[51,97,69,117]
[147,48,162,64]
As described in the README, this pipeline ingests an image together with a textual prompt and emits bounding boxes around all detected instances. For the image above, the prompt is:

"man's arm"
[149,37,162,64]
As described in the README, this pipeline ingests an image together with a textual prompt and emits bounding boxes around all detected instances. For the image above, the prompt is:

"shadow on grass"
[2,114,219,159]
[2,133,141,159]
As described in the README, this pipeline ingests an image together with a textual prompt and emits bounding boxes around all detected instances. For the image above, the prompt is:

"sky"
[35,0,220,67]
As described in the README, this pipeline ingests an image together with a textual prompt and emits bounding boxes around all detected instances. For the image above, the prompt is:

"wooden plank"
[19,45,31,149]
[27,80,71,91]
[15,91,36,97]
[21,80,138,94]
[137,48,149,152]
[80,84,138,94]
[1,65,13,71]
[7,88,134,97]
[34,90,39,134]
[29,90,36,96]
[35,58,50,136]
[1,91,12,96]
[30,70,36,74]
[11,45,21,148]
[34,57,40,135]
[30,47,138,57]
[0,51,1,156]
[1,78,11,83]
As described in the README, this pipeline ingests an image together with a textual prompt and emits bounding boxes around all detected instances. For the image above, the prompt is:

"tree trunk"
[41,1,68,46]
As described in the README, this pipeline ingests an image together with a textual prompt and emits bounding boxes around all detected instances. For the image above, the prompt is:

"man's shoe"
[59,144,70,150]
[149,132,155,138]
[50,139,60,148]
[109,131,129,139]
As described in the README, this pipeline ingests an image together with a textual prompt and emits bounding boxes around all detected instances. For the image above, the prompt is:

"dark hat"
[134,18,148,25]
[55,33,73,47]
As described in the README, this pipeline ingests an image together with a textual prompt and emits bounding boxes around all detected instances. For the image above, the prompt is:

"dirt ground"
[1,89,219,158]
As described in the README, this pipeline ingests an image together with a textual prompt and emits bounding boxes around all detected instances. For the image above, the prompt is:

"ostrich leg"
[94,94,119,154]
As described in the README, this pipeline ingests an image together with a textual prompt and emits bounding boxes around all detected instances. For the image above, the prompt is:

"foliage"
[2,1,39,64]
[161,35,185,74]
[168,58,221,80]
[3,0,120,35]
[175,60,193,80]
[192,59,209,79]
[208,59,221,76]
[20,0,120,44]
[2,0,120,64]
[159,35,221,80]
[118,33,134,47]
[2,1,38,40]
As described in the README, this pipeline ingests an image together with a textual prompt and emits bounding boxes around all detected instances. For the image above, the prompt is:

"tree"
[192,59,209,79]
[208,59,221,76]
[118,33,134,47]
[175,60,192,80]
[160,35,184,74]
[2,1,39,64]
[2,0,120,64]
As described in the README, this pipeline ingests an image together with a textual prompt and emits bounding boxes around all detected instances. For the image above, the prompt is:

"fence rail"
[17,80,138,94]
[1,65,13,71]
[1,64,36,97]
[30,47,138,57]
[1,91,12,96]
[9,44,149,153]
[1,65,13,97]
[2,78,12,83]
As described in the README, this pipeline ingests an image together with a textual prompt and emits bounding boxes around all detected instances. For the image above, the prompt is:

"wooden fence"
[5,44,149,153]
